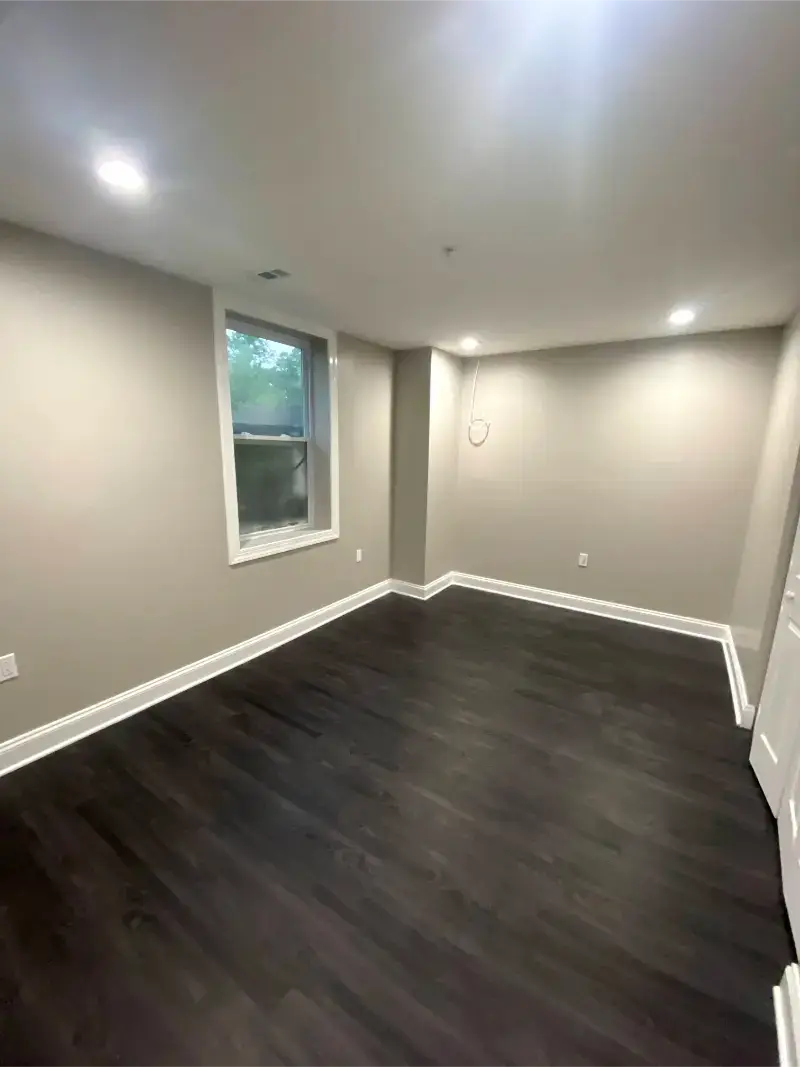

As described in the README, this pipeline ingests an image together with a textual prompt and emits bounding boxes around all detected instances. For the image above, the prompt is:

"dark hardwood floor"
[0,587,791,1065]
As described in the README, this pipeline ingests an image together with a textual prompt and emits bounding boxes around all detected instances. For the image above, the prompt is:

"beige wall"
[731,320,800,702]
[389,347,462,585]
[425,349,460,583]
[390,348,430,585]
[0,222,393,745]
[454,329,782,622]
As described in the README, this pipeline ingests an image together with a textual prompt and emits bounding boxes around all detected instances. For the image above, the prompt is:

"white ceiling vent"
[257,268,291,281]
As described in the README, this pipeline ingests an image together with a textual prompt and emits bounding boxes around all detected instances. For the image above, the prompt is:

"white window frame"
[213,289,339,565]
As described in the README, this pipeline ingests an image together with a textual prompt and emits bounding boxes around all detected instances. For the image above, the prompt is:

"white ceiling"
[1,0,799,355]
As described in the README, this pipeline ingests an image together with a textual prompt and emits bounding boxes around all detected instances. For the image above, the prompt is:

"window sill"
[230,526,338,565]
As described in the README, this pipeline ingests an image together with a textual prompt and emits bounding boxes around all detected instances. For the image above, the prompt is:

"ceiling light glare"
[459,336,480,353]
[668,307,696,328]
[96,156,148,195]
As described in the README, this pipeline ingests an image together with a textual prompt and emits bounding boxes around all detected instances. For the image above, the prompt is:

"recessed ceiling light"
[459,336,480,353]
[668,307,696,327]
[96,156,148,195]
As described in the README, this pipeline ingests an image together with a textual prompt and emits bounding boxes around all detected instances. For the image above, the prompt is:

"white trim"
[0,579,392,781]
[213,289,340,566]
[233,435,309,444]
[450,571,727,640]
[721,629,756,729]
[213,291,242,560]
[721,637,744,728]
[389,573,455,600]
[775,963,800,1066]
[232,527,338,564]
[240,521,313,548]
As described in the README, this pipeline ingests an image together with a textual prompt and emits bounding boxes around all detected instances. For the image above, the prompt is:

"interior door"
[750,521,800,816]
[778,745,800,954]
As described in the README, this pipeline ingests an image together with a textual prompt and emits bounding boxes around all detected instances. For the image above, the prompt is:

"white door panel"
[779,744,800,954]
[752,618,800,815]
[751,514,800,958]
[750,513,800,816]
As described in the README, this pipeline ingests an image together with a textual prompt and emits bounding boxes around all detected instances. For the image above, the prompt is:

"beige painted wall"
[390,349,430,585]
[731,320,800,703]
[425,349,460,583]
[0,222,393,745]
[455,329,782,622]
[389,346,461,585]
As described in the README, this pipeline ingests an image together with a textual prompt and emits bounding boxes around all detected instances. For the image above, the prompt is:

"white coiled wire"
[467,359,490,446]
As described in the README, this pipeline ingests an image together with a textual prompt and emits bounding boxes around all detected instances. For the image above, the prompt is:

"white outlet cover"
[0,653,18,682]
[578,553,589,567]
[356,548,363,562]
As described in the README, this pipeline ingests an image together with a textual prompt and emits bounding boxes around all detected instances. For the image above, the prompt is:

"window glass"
[233,440,309,536]
[226,328,305,437]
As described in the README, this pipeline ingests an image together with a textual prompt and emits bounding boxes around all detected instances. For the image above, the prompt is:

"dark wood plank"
[0,587,790,1065]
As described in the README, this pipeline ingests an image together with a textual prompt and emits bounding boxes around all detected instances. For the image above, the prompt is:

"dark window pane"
[233,442,308,538]
[226,328,305,436]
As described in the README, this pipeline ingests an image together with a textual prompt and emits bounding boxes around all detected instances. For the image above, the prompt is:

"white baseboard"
[451,571,727,641]
[389,573,454,600]
[775,964,800,1066]
[722,630,756,729]
[0,578,394,780]
[0,568,746,781]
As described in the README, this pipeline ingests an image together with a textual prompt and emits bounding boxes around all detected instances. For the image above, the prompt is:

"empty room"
[3,1,800,1063]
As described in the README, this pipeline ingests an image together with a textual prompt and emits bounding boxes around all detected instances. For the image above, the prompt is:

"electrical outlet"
[356,548,363,563]
[578,553,589,568]
[0,654,18,682]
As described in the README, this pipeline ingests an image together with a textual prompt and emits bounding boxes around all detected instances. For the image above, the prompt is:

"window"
[214,293,339,564]
[228,323,309,535]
